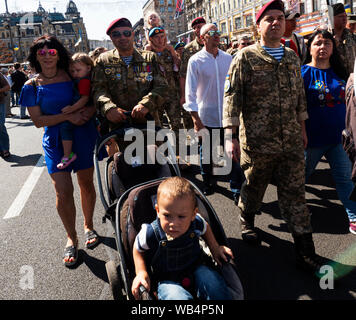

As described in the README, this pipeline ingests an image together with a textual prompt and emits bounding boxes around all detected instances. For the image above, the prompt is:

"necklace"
[40,70,58,80]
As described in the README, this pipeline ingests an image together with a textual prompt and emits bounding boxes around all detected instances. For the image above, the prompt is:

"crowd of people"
[1,0,356,300]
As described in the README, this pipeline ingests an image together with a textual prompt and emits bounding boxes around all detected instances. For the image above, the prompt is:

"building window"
[221,22,227,34]
[168,6,173,12]
[160,7,165,13]
[245,14,253,26]
[160,0,164,4]
[167,0,172,4]
[235,17,241,29]
[223,2,226,13]
[312,0,320,11]
[228,0,231,11]
[300,2,305,14]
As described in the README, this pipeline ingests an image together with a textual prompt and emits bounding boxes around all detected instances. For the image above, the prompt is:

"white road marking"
[3,155,46,220]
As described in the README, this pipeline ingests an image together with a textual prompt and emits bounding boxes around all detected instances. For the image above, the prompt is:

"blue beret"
[149,27,165,38]
[174,42,185,50]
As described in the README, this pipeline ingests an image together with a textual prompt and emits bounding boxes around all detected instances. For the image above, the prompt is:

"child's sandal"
[57,152,77,169]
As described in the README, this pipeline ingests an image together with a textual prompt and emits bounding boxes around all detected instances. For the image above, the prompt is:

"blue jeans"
[15,92,27,118]
[305,144,356,223]
[0,102,10,152]
[199,127,245,194]
[157,265,232,300]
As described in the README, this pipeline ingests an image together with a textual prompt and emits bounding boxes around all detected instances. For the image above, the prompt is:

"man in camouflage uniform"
[179,17,206,128]
[148,26,183,150]
[92,18,168,134]
[223,0,326,275]
[226,36,239,55]
[332,3,356,77]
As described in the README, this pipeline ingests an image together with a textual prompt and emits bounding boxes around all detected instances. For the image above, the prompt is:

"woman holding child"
[19,35,100,267]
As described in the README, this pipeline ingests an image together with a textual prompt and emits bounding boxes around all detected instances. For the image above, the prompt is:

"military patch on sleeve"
[224,75,231,93]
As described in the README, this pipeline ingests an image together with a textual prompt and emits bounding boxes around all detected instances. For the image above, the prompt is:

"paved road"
[1,113,355,300]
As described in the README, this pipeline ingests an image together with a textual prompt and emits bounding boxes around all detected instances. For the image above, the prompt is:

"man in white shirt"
[184,23,244,197]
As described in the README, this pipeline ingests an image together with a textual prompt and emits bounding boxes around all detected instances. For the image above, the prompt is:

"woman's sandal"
[57,152,77,170]
[85,230,99,249]
[63,242,78,267]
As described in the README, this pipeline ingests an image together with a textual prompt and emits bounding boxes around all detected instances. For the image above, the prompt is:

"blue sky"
[0,0,147,40]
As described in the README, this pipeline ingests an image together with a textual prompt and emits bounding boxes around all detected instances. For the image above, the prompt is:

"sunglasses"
[206,30,221,37]
[111,30,132,38]
[37,49,58,57]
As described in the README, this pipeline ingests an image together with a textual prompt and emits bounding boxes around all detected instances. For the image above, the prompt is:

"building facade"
[0,1,89,63]
[142,0,185,45]
[205,0,354,43]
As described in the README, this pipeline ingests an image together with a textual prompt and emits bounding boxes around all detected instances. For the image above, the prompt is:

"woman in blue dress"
[302,29,356,235]
[20,35,100,266]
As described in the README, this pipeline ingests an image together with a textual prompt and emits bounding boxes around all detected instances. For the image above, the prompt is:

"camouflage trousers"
[238,149,312,236]
[159,100,184,150]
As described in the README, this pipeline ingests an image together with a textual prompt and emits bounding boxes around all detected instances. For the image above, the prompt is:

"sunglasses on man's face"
[37,48,58,57]
[111,30,132,38]
[206,30,221,37]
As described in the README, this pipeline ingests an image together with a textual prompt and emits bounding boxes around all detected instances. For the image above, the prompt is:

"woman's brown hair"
[27,34,71,73]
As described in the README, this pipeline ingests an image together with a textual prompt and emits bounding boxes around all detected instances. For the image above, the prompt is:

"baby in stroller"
[131,176,234,300]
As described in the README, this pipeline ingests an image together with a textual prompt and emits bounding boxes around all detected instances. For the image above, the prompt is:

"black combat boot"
[240,212,260,244]
[293,233,327,277]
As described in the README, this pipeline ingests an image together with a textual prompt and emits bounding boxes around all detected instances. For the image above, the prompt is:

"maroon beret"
[255,0,285,24]
[191,16,206,28]
[106,18,132,35]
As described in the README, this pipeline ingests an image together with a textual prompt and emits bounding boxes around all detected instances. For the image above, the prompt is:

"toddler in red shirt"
[57,53,93,169]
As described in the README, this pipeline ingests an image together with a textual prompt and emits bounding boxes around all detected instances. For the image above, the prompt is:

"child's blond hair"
[145,11,161,28]
[157,177,197,208]
[71,52,94,69]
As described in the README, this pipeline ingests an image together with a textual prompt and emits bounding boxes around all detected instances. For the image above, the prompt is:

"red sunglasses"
[37,49,58,57]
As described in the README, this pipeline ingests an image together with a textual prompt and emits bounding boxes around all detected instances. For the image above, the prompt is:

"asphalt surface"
[1,111,356,301]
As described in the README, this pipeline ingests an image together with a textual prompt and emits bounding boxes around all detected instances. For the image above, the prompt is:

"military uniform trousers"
[238,149,312,236]
[158,98,181,149]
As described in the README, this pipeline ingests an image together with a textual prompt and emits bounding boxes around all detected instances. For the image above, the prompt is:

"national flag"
[174,0,185,19]
[75,29,82,47]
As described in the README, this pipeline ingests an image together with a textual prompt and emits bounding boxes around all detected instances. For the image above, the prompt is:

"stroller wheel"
[105,260,125,300]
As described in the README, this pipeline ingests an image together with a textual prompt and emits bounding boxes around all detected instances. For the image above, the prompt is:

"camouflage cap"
[285,10,300,20]
[347,14,356,23]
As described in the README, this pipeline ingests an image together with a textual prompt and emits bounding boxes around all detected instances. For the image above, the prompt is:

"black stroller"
[94,122,244,300]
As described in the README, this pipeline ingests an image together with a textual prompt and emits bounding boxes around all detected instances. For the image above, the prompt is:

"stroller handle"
[139,285,152,300]
[93,117,179,212]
